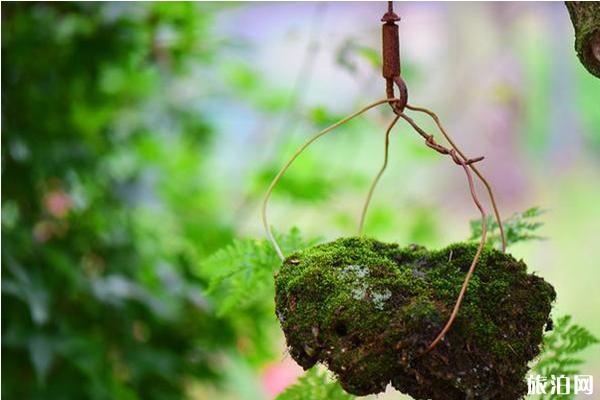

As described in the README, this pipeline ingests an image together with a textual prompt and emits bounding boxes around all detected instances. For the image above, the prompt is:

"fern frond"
[533,315,599,400]
[202,228,314,315]
[470,206,546,249]
[276,367,353,400]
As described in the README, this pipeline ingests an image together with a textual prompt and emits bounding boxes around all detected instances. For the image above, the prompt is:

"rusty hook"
[382,1,407,113]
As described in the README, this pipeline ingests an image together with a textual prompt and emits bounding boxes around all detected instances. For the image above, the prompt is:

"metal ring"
[392,76,408,113]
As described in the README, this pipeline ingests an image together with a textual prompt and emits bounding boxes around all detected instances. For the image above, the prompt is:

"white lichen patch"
[342,264,370,279]
[372,289,392,310]
[342,264,370,300]
[341,265,391,309]
[351,285,368,300]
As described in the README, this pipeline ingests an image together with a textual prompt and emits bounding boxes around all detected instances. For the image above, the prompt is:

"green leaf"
[276,367,354,400]
[3,261,50,326]
[335,38,381,74]
[252,161,335,203]
[28,334,55,384]
[533,316,599,400]
[203,228,314,316]
[469,206,546,249]
[356,46,381,69]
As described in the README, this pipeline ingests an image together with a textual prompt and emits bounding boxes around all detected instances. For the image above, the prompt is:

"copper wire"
[261,98,402,261]
[358,115,400,235]
[405,104,507,252]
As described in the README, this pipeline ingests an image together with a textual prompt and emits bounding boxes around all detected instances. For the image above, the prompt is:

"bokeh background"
[2,2,599,399]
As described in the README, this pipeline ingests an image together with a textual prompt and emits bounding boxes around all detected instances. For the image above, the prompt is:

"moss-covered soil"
[274,237,555,399]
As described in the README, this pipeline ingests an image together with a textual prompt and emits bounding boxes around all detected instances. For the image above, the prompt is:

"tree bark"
[566,2,600,78]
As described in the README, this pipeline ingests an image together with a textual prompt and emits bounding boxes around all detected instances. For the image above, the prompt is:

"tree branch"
[566,1,600,78]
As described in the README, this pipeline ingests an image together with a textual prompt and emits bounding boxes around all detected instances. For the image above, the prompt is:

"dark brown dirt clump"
[274,237,555,399]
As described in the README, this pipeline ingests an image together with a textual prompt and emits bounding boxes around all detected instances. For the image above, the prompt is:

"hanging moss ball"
[274,237,555,399]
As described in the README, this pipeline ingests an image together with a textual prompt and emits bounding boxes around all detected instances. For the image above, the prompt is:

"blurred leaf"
[1,3,237,398]
[200,229,318,366]
[519,31,550,157]
[276,367,353,400]
[204,228,313,316]
[407,208,440,244]
[223,63,291,112]
[336,39,381,74]
[533,316,599,400]
[1,200,20,229]
[356,46,381,69]
[469,206,546,249]
[28,334,55,384]
[575,60,600,152]
[308,106,345,128]
[252,162,335,203]
[2,261,50,326]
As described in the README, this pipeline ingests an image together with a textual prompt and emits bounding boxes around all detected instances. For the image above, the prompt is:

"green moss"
[275,237,555,399]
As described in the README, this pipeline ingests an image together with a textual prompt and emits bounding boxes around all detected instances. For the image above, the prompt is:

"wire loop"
[262,0,506,356]
[261,98,403,261]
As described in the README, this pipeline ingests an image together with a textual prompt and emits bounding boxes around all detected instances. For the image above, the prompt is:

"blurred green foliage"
[469,209,599,399]
[202,228,313,365]
[1,3,248,399]
[533,316,599,400]
[275,367,352,400]
[469,207,546,249]
[2,2,599,400]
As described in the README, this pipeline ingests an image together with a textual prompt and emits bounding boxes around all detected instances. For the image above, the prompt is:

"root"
[262,95,501,355]
[358,115,400,235]
[262,98,402,261]
[425,159,488,353]
[405,104,506,253]
[396,111,489,353]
